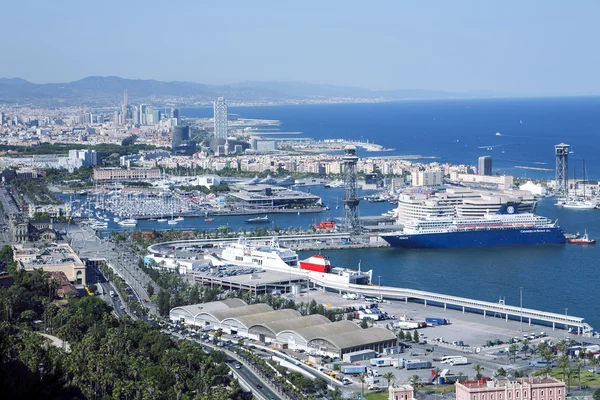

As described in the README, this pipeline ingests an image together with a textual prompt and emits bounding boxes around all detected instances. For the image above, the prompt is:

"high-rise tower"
[342,145,361,233]
[555,143,569,196]
[478,156,492,176]
[121,90,128,126]
[213,97,228,140]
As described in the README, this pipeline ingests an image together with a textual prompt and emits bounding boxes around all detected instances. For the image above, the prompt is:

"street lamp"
[378,275,382,301]
[519,287,523,333]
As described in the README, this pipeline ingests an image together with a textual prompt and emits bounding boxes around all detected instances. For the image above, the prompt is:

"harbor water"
[75,186,600,329]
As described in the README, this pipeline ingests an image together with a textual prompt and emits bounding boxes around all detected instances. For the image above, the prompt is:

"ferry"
[118,219,138,227]
[380,204,565,249]
[245,215,269,224]
[215,237,373,285]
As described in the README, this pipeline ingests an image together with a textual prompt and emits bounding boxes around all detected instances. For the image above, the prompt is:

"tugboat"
[568,231,596,245]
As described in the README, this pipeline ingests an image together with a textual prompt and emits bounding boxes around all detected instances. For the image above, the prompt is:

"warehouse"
[169,300,397,358]
[169,298,247,326]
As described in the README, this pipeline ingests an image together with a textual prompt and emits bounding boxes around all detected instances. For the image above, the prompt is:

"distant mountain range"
[0,76,489,107]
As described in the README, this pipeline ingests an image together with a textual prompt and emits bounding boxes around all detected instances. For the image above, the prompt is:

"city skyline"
[1,1,600,97]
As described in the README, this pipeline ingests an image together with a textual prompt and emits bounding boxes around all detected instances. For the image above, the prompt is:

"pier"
[148,236,594,337]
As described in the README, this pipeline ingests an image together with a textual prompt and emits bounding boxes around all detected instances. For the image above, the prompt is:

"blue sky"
[1,0,599,96]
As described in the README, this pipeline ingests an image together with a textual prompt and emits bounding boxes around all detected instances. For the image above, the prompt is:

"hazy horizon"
[2,1,599,97]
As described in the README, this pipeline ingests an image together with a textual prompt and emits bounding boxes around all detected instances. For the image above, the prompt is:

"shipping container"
[405,360,432,370]
[370,357,393,367]
[340,365,367,374]
[425,318,449,325]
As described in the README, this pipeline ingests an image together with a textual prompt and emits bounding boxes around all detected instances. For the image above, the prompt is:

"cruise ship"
[381,204,565,248]
[391,188,537,226]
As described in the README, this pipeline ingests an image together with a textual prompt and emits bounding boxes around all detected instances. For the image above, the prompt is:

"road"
[171,333,281,400]
[70,225,159,316]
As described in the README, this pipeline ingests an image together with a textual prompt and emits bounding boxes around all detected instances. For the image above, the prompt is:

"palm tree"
[410,375,421,396]
[521,339,530,356]
[558,354,570,386]
[509,344,519,363]
[383,371,395,387]
[473,364,484,380]
[589,356,599,375]
[359,373,366,397]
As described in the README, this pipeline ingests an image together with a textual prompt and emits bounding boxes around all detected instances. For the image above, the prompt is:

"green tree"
[509,343,519,362]
[146,282,154,298]
[157,289,170,317]
[398,330,405,340]
[496,367,507,377]
[360,318,369,329]
[473,364,485,380]
[410,375,421,396]
[593,389,600,400]
[558,354,570,385]
[383,371,395,387]
[412,329,420,343]
[590,356,599,375]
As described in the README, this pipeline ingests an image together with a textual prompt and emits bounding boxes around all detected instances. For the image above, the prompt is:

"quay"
[148,235,594,337]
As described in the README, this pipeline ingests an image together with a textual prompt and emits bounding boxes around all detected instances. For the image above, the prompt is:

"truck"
[396,321,422,330]
[425,318,450,325]
[405,360,432,370]
[340,365,367,375]
[448,357,468,366]
[370,357,393,367]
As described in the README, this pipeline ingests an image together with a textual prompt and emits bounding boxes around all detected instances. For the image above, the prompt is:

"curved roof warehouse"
[170,300,397,357]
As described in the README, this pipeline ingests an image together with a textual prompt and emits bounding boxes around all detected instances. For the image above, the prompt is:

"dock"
[148,235,594,337]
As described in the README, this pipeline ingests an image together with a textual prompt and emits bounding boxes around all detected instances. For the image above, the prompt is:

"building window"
[550,391,553,396]
[500,394,503,400]
[473,396,476,400]
[541,392,544,396]
[491,396,494,400]
[509,394,512,399]
[558,390,561,395]
[483,395,485,400]
[517,393,519,398]
[524,392,527,398]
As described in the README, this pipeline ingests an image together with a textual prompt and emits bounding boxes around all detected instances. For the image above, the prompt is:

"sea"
[109,98,600,329]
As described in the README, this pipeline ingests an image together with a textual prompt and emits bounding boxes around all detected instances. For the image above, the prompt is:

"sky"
[1,0,599,96]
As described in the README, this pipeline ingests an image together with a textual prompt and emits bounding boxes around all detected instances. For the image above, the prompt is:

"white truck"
[109,290,116,297]
[449,357,469,366]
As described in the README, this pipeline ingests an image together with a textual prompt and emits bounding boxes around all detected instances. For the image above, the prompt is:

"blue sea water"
[169,98,600,329]
[182,97,600,180]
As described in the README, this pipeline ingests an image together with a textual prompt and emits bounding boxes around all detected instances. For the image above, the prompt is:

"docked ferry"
[380,205,565,249]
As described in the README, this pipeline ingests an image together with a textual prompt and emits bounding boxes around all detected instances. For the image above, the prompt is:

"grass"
[535,368,600,387]
[422,385,458,394]
[366,392,389,400]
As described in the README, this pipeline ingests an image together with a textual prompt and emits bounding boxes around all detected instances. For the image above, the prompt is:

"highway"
[170,332,281,400]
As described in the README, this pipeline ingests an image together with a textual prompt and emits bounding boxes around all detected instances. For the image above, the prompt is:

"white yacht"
[118,219,138,227]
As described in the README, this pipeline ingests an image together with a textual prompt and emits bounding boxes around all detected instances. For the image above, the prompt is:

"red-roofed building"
[49,271,79,298]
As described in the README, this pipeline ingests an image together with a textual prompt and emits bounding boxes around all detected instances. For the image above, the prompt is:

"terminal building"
[169,299,397,358]
[226,183,322,209]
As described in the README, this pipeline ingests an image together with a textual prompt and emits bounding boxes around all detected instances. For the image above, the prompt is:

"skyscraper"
[121,90,128,126]
[478,156,492,176]
[172,126,190,149]
[214,97,228,140]
[172,108,180,125]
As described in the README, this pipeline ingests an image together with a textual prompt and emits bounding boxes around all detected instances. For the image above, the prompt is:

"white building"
[519,181,548,197]
[68,149,98,167]
[196,175,221,188]
[453,173,514,189]
[412,168,443,187]
[214,97,228,140]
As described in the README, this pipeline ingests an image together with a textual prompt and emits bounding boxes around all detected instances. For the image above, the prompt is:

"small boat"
[175,216,185,221]
[245,215,269,224]
[157,218,167,222]
[204,218,215,222]
[118,219,138,227]
[568,231,596,245]
[167,219,178,225]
